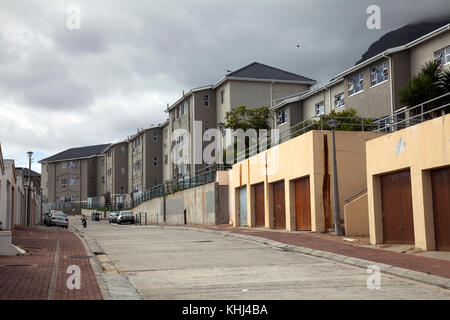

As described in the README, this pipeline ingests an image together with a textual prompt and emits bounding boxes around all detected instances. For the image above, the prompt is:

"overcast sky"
[0,0,449,173]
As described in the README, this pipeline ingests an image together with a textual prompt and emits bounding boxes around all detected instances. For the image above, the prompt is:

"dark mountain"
[355,19,450,65]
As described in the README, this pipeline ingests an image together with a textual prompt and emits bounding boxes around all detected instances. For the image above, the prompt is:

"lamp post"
[326,120,342,236]
[26,151,33,226]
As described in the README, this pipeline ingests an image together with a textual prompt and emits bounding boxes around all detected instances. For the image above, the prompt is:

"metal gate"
[273,181,286,229]
[254,183,265,227]
[381,169,415,244]
[431,166,450,251]
[295,176,311,231]
[239,186,248,226]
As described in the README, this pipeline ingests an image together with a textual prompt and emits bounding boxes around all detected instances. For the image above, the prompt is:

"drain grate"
[192,240,213,243]
[68,255,91,259]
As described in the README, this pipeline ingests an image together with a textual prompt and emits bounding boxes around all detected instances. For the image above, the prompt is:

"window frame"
[348,73,364,96]
[334,92,345,109]
[203,94,210,107]
[315,101,325,116]
[370,61,388,87]
[276,108,288,126]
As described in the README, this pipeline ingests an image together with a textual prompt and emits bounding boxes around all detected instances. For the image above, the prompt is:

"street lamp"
[326,120,342,236]
[26,151,33,226]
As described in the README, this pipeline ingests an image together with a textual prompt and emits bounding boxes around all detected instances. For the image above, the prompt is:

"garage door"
[254,183,265,227]
[239,186,248,226]
[431,166,450,251]
[380,169,415,244]
[273,181,286,229]
[295,177,311,231]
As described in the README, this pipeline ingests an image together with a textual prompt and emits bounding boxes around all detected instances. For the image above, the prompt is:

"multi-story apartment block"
[127,125,163,197]
[272,23,450,136]
[103,141,128,201]
[39,144,109,203]
[165,62,316,180]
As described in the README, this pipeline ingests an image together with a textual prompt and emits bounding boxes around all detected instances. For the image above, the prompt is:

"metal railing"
[79,163,231,211]
[373,92,450,132]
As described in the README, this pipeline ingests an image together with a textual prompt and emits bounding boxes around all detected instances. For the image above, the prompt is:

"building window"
[203,94,210,107]
[121,167,125,175]
[164,154,168,164]
[371,61,388,86]
[69,161,76,168]
[276,109,287,125]
[180,102,186,115]
[176,106,180,118]
[153,157,158,167]
[70,196,75,202]
[101,176,105,183]
[101,159,105,166]
[120,146,126,154]
[334,93,345,109]
[69,177,76,185]
[220,90,225,104]
[164,128,168,139]
[434,46,450,66]
[348,73,363,96]
[177,136,184,145]
[107,168,112,176]
[61,178,67,185]
[153,131,158,142]
[315,101,325,116]
[91,177,95,184]
[177,165,187,176]
[61,162,67,168]
[135,161,141,171]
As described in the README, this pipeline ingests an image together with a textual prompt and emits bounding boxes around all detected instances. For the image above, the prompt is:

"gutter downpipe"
[384,53,395,117]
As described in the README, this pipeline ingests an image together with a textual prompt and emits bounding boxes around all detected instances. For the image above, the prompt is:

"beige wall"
[41,163,48,200]
[344,59,392,119]
[231,130,382,232]
[344,193,369,236]
[410,30,450,77]
[215,81,231,125]
[366,114,450,250]
[96,156,106,197]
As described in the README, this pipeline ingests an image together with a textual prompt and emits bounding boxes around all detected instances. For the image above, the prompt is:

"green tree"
[223,106,271,164]
[399,61,450,114]
[224,105,271,131]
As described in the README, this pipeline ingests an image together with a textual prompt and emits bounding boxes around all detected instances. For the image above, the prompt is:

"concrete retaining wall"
[132,181,228,226]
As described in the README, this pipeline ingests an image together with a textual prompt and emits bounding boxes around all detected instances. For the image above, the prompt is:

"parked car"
[108,212,120,223]
[117,211,135,224]
[47,211,69,228]
[45,210,64,226]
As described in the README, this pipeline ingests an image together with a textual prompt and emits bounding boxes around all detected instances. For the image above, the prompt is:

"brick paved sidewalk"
[201,225,450,279]
[0,226,103,300]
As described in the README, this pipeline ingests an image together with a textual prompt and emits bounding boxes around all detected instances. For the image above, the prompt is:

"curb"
[70,222,144,300]
[137,224,450,291]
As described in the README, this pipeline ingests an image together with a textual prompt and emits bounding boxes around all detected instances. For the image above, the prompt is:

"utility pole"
[26,151,33,226]
[326,120,342,236]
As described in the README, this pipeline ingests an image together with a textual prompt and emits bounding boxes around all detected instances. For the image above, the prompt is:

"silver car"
[48,212,69,228]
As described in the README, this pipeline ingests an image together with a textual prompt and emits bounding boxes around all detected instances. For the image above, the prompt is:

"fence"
[79,163,231,212]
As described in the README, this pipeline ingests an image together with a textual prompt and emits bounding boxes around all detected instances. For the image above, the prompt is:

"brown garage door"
[295,177,311,231]
[381,169,415,244]
[431,166,450,251]
[254,183,265,227]
[273,181,286,229]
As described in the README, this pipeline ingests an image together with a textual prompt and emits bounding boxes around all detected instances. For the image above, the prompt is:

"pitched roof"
[39,144,110,163]
[16,167,41,177]
[355,19,450,65]
[225,62,315,83]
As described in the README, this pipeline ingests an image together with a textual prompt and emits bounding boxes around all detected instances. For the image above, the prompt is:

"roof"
[224,62,316,83]
[334,23,450,79]
[356,20,450,65]
[271,77,344,110]
[16,167,41,177]
[39,144,110,163]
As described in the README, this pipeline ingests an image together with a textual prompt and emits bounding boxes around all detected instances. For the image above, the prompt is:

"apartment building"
[103,141,128,201]
[161,120,171,183]
[127,125,163,197]
[1,160,16,231]
[271,23,450,136]
[165,62,316,180]
[39,144,109,203]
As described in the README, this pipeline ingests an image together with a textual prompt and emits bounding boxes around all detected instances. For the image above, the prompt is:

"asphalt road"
[71,218,450,300]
